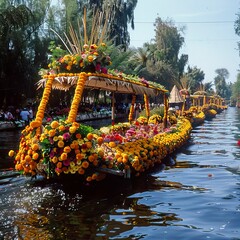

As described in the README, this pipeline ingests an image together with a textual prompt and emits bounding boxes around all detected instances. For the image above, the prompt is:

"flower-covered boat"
[8,70,192,183]
[8,8,193,184]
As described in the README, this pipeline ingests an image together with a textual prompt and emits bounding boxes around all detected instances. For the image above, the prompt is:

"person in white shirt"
[28,107,34,121]
[20,108,30,125]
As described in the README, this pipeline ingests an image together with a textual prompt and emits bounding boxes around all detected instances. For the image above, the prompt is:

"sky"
[128,0,240,83]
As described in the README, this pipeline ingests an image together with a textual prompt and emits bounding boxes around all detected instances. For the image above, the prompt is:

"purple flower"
[101,67,108,74]
[49,149,55,158]
[63,159,70,166]
[63,132,70,140]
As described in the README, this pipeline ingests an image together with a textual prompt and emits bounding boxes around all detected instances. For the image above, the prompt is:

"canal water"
[0,107,240,240]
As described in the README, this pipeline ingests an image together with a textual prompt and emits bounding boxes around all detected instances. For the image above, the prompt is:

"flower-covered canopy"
[37,72,168,96]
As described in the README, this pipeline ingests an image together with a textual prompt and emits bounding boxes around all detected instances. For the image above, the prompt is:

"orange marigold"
[58,140,64,148]
[50,120,59,129]
[82,161,89,169]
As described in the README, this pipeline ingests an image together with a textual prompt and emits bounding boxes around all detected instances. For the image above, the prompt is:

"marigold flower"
[50,120,59,129]
[57,162,62,169]
[75,133,81,139]
[86,141,92,149]
[32,153,39,160]
[8,150,15,157]
[63,146,71,153]
[88,155,95,162]
[86,133,93,140]
[76,153,83,160]
[32,144,39,151]
[108,141,116,148]
[78,168,85,174]
[58,140,64,148]
[82,161,89,169]
[92,173,98,180]
[86,176,92,182]
[69,126,77,134]
[60,152,68,161]
[87,55,94,62]
[97,137,103,145]
[51,156,58,163]
[58,125,65,131]
[48,129,56,137]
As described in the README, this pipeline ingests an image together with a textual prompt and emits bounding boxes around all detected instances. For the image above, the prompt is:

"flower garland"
[144,94,150,119]
[30,74,55,129]
[67,72,87,123]
[128,94,136,122]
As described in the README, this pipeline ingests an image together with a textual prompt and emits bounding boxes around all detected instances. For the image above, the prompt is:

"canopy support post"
[163,93,168,128]
[111,92,115,126]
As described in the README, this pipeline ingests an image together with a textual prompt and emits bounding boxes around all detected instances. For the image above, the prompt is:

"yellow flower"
[87,55,94,62]
[30,121,41,129]
[86,133,93,141]
[108,141,116,148]
[50,120,59,129]
[48,129,56,137]
[32,144,39,151]
[69,126,77,134]
[58,125,65,131]
[53,136,59,141]
[8,150,15,157]
[60,152,68,161]
[58,140,64,148]
[63,146,71,153]
[32,153,39,160]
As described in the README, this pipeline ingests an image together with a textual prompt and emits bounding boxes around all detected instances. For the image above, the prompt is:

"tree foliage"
[214,68,231,99]
[128,18,188,90]
[0,0,137,107]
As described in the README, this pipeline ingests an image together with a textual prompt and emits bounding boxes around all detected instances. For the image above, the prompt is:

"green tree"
[0,4,33,106]
[131,18,188,90]
[231,73,240,104]
[214,68,231,99]
[0,0,68,107]
[185,66,205,93]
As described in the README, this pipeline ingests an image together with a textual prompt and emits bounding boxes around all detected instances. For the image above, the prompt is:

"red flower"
[237,140,240,146]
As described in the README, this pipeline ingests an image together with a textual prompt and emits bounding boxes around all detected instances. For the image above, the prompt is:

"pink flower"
[63,159,70,166]
[63,132,70,140]
[95,63,101,72]
[101,67,108,74]
[49,149,55,158]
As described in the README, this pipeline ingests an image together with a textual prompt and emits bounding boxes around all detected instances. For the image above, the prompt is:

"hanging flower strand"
[144,94,150,120]
[66,72,87,123]
[30,74,55,129]
[128,94,136,122]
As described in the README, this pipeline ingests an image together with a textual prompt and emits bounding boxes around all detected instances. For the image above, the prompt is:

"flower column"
[31,74,55,128]
[163,93,169,128]
[67,72,87,123]
[128,94,136,122]
[144,94,150,120]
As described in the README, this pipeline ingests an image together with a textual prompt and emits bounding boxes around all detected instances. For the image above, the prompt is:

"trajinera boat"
[8,8,192,183]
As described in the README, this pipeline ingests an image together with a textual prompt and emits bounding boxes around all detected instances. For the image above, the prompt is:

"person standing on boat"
[20,108,30,125]
[28,106,34,121]
[4,110,14,121]
[135,103,141,120]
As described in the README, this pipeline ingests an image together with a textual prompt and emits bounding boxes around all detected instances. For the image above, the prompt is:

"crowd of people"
[0,106,34,125]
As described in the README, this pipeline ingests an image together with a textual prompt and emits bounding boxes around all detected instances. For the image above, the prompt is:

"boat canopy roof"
[37,72,168,97]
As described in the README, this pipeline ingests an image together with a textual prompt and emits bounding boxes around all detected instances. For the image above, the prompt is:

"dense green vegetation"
[0,0,237,108]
